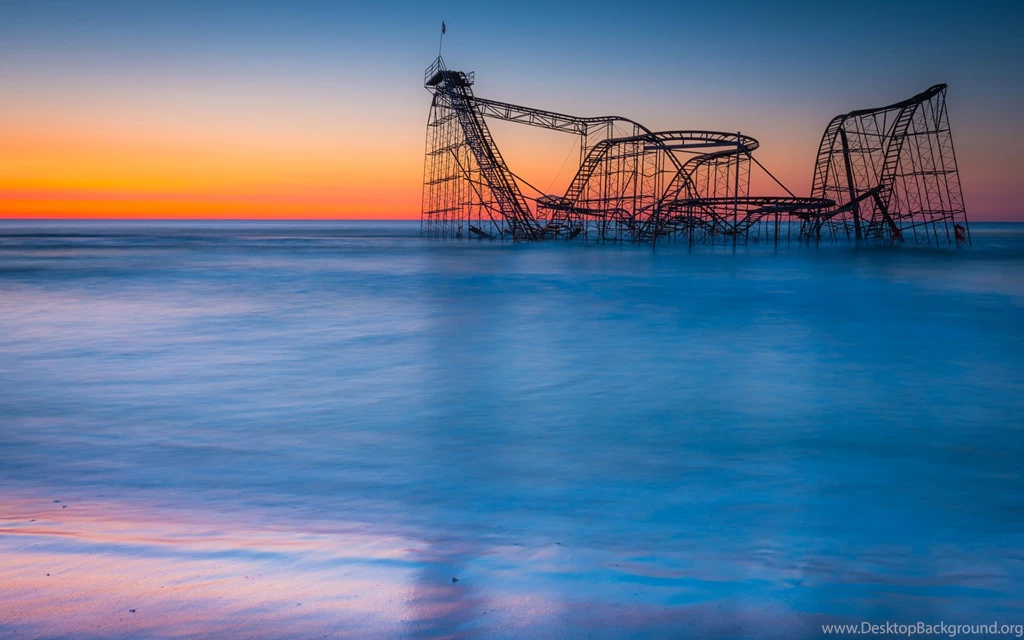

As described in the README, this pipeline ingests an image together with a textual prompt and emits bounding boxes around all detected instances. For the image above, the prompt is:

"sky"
[1,0,1022,220]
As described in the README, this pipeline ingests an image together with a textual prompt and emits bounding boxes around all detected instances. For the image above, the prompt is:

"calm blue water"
[1,221,1023,639]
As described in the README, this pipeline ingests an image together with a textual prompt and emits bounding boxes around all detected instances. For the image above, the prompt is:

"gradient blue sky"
[2,0,1022,218]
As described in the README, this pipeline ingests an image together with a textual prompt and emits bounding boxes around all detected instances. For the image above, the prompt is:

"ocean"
[1,221,1022,639]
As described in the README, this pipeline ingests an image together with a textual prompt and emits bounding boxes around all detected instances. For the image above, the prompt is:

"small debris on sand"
[129,609,136,614]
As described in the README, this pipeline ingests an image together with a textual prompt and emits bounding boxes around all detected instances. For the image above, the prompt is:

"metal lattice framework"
[421,56,967,247]
[805,84,969,246]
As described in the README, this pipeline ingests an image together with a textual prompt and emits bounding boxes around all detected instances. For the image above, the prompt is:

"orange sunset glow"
[2,0,1021,221]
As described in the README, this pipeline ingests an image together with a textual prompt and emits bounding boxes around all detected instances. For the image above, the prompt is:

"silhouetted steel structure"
[804,84,969,246]
[421,56,968,247]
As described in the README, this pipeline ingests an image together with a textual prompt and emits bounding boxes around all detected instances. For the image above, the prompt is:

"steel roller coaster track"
[421,56,968,247]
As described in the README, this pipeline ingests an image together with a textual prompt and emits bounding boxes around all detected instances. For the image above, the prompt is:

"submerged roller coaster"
[421,56,969,247]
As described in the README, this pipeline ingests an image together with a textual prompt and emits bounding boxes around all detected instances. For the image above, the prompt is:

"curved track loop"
[805,84,968,246]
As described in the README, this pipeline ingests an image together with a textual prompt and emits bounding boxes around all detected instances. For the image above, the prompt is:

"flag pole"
[438,20,445,58]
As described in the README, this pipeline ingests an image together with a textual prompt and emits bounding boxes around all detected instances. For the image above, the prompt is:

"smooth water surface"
[1,221,1023,638]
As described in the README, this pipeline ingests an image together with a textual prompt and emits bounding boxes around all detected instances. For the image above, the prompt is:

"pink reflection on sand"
[0,491,487,638]
[0,489,845,638]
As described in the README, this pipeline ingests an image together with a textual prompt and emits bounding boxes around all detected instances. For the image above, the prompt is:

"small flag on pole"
[441,21,446,34]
